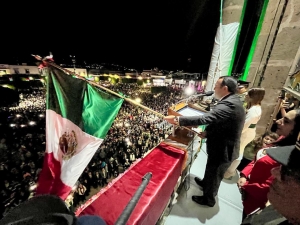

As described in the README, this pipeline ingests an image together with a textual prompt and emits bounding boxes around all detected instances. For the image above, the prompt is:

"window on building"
[14,68,19,74]
[25,69,30,74]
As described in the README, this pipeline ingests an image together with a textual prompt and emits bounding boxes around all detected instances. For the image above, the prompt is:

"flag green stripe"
[46,66,124,138]
[47,67,86,128]
[82,84,124,138]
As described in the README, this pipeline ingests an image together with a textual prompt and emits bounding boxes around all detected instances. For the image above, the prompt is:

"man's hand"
[237,177,247,188]
[164,115,177,125]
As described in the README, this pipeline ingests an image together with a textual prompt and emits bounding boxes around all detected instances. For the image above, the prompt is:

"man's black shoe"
[192,195,215,207]
[194,177,204,190]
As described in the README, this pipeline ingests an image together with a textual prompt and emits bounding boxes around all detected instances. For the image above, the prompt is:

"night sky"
[1,0,220,72]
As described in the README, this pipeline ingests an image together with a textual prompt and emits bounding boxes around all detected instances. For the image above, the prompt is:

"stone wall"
[221,0,300,135]
[247,0,300,135]
[223,0,245,25]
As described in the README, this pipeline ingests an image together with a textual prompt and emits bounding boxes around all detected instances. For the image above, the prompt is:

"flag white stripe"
[46,110,103,186]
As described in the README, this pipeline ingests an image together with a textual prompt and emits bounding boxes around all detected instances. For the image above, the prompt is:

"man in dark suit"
[164,76,245,207]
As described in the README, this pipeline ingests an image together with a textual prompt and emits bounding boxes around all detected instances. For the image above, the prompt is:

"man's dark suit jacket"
[179,94,245,162]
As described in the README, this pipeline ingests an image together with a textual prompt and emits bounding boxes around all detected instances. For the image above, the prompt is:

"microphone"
[174,91,215,106]
[191,91,214,98]
[202,91,214,96]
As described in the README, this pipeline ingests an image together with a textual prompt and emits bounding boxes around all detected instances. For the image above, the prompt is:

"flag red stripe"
[36,152,71,200]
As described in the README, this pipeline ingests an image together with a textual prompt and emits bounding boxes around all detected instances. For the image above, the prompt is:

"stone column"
[247,0,300,135]
[222,0,245,25]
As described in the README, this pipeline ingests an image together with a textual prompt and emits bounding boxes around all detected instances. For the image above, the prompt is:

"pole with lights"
[70,55,76,74]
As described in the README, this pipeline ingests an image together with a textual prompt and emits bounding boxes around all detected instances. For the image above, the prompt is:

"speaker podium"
[167,102,207,145]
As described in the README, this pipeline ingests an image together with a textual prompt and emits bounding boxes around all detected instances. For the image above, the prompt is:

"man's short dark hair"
[219,76,238,94]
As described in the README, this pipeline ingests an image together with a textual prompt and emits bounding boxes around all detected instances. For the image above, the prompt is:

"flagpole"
[32,55,200,135]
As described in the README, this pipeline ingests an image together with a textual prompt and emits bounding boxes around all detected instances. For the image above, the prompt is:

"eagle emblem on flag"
[59,130,78,160]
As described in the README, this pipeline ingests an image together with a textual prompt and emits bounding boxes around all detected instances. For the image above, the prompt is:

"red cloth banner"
[76,143,186,225]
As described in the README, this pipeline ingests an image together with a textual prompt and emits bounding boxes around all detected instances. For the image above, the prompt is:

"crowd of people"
[0,84,182,218]
[1,75,300,224]
[0,90,46,218]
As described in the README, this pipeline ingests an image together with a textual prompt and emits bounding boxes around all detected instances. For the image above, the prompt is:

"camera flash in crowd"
[29,184,37,191]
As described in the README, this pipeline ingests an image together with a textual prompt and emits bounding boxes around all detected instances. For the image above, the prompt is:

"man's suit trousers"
[202,155,231,203]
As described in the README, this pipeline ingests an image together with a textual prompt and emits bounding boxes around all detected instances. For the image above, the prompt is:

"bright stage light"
[185,87,194,96]
[29,184,37,191]
[29,121,36,126]
[135,98,141,103]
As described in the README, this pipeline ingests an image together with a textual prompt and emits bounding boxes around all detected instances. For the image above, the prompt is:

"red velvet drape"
[76,143,186,225]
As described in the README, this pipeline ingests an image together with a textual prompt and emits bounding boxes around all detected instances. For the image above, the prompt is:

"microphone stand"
[115,172,152,225]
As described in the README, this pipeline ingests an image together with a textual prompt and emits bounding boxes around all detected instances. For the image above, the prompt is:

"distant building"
[172,72,200,80]
[65,68,88,77]
[88,69,101,76]
[88,69,125,77]
[124,71,138,78]
[141,69,167,77]
[106,71,124,76]
[141,70,154,77]
[0,64,40,75]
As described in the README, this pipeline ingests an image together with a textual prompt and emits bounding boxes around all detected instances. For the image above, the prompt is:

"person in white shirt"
[224,88,265,179]
[76,183,87,203]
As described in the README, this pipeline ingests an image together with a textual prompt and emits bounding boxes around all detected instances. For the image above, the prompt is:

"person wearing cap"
[0,195,107,225]
[237,80,250,109]
[267,136,300,225]
[164,76,245,207]
[242,134,300,225]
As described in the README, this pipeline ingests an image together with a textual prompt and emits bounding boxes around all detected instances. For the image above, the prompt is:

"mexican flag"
[36,66,123,200]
